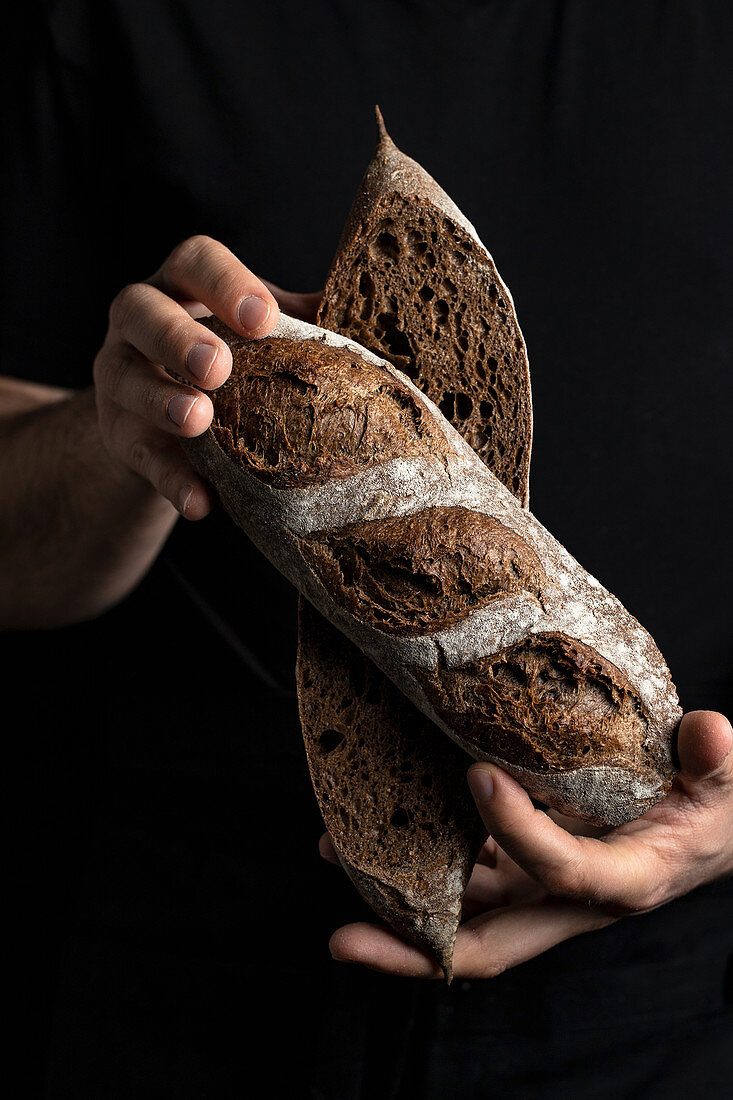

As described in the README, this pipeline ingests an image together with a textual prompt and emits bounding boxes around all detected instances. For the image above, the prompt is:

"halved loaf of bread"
[318,108,532,505]
[297,597,486,978]
[297,111,536,974]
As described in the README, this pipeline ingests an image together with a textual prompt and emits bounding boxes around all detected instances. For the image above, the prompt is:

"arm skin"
[322,709,733,980]
[0,383,178,628]
[0,234,320,630]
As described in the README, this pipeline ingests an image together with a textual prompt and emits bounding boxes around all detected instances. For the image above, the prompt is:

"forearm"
[0,384,178,628]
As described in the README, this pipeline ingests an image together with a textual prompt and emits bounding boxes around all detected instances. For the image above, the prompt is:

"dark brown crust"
[296,599,486,979]
[300,506,545,635]
[414,632,660,775]
[201,317,449,490]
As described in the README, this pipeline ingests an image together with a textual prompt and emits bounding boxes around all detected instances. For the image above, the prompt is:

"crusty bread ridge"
[183,313,682,827]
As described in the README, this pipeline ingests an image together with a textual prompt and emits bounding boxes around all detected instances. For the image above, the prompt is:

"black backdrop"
[5,2,732,1096]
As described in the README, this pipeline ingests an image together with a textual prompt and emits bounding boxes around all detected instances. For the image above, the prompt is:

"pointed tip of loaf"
[374,104,393,150]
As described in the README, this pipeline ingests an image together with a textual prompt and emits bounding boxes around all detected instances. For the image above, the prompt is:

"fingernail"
[178,484,194,516]
[468,765,494,801]
[167,393,199,428]
[238,295,271,333]
[186,343,218,383]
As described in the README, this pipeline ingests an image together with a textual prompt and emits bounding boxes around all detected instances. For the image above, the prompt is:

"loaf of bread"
[183,313,682,828]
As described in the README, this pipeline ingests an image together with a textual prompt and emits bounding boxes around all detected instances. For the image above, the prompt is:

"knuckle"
[207,264,237,302]
[105,411,131,462]
[138,379,167,425]
[97,348,131,405]
[167,234,213,281]
[128,437,153,481]
[551,857,589,900]
[153,315,189,364]
[128,434,183,504]
[109,282,147,332]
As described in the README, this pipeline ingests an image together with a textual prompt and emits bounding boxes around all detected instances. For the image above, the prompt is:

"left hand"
[325,710,733,979]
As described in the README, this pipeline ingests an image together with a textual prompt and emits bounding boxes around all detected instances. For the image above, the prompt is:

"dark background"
[5,2,733,1096]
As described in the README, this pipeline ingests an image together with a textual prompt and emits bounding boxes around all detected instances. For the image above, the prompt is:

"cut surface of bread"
[297,600,486,980]
[296,112,534,974]
[317,108,532,506]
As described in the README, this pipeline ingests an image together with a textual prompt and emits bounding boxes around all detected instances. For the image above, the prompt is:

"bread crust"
[184,314,681,828]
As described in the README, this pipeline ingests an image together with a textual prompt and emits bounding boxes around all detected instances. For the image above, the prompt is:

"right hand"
[94,234,321,520]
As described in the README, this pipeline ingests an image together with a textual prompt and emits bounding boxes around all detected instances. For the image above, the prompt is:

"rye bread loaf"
[296,109,535,974]
[183,313,682,828]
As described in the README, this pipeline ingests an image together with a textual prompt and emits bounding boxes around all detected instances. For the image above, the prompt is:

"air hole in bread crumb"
[373,231,400,261]
[407,230,428,257]
[359,271,375,298]
[319,729,345,755]
[456,393,473,419]
[390,808,412,828]
[439,393,455,419]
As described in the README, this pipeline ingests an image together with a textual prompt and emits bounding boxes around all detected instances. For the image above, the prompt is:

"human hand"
[94,234,321,519]
[325,710,733,979]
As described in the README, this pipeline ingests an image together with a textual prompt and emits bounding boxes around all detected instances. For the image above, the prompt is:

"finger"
[462,861,545,918]
[467,764,652,909]
[330,922,442,979]
[318,832,341,866]
[451,897,614,980]
[475,836,499,868]
[101,407,214,519]
[108,284,232,390]
[329,900,614,981]
[97,347,214,438]
[263,282,323,323]
[676,711,733,791]
[151,235,279,337]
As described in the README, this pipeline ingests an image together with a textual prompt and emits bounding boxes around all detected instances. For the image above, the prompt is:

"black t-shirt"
[6,2,732,1097]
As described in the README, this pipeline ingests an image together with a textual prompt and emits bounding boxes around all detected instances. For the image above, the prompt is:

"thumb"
[676,710,733,793]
